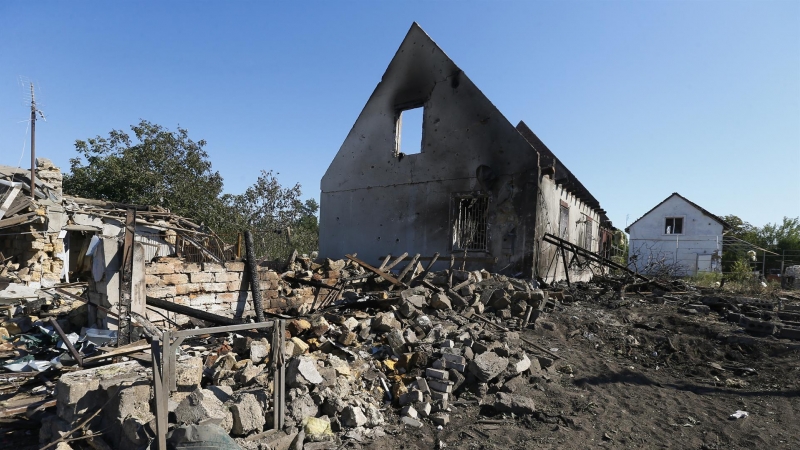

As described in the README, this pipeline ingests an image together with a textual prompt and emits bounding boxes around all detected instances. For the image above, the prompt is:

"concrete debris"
[230,393,265,435]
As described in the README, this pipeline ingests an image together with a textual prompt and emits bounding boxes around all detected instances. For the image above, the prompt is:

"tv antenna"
[20,77,46,198]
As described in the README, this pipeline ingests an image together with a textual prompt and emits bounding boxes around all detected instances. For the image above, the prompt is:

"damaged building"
[320,23,614,283]
[0,159,324,332]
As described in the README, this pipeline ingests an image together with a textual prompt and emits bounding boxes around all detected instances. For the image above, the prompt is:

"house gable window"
[452,195,489,251]
[665,217,683,235]
[395,104,424,156]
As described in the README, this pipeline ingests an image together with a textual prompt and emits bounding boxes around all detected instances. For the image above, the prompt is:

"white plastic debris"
[729,410,749,420]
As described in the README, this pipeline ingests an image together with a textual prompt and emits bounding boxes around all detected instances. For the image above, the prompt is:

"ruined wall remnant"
[136,257,320,325]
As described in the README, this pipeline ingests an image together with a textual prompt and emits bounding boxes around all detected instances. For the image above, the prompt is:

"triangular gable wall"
[321,23,539,193]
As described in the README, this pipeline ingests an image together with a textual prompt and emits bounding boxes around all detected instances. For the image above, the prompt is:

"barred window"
[452,195,489,251]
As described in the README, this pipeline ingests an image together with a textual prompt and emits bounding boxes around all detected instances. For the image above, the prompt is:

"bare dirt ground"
[370,292,800,450]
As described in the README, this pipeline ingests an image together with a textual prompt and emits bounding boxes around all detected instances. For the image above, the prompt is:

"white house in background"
[626,193,730,276]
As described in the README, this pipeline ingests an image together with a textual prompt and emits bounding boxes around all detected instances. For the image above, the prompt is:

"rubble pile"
[6,255,573,449]
[4,254,799,449]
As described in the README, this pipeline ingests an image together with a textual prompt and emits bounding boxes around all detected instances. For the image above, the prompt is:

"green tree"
[721,214,800,274]
[220,170,318,259]
[63,120,226,230]
[65,121,320,260]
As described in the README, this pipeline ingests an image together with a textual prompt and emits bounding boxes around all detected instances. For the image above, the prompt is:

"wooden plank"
[0,184,21,220]
[82,339,150,363]
[383,252,408,271]
[0,399,56,418]
[345,254,403,286]
[0,211,38,229]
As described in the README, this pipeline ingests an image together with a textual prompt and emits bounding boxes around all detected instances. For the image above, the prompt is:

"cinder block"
[190,272,214,283]
[202,283,228,293]
[202,262,224,273]
[148,262,174,275]
[146,285,176,298]
[161,273,189,286]
[215,272,241,283]
[190,294,216,307]
[182,263,202,273]
[216,292,239,302]
[224,262,246,272]
[175,283,202,295]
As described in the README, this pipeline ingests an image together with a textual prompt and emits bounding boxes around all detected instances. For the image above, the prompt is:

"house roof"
[624,192,730,233]
[516,121,612,227]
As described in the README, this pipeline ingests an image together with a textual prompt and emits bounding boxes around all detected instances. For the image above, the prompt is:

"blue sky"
[1,1,797,230]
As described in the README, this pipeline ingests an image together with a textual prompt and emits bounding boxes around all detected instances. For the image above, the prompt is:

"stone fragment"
[287,356,324,387]
[430,293,452,310]
[468,352,509,382]
[493,392,536,415]
[304,416,333,442]
[338,331,357,346]
[250,339,271,365]
[230,393,265,435]
[431,413,450,426]
[340,406,367,427]
[386,329,406,355]
[175,357,203,390]
[399,390,423,406]
[56,361,144,423]
[401,405,418,418]
[175,388,233,432]
[364,404,384,427]
[235,362,261,385]
[288,391,319,424]
[514,353,531,374]
[288,319,312,336]
[401,416,423,428]
[405,294,426,308]
[399,300,417,318]
[448,368,465,391]
[290,337,310,355]
[342,317,359,331]
[372,312,401,332]
[425,368,449,380]
[206,385,233,403]
[428,379,453,393]
[415,377,430,394]
[415,402,431,417]
[310,317,330,337]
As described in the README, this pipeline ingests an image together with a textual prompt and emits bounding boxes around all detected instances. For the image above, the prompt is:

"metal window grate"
[453,196,489,251]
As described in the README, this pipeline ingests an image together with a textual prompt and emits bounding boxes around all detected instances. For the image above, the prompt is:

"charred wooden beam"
[145,296,243,325]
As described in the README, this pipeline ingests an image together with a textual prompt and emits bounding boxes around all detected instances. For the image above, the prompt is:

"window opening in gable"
[559,205,569,239]
[396,106,424,155]
[665,217,683,234]
[452,195,489,251]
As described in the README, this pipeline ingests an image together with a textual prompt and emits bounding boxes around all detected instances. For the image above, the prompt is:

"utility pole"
[29,82,36,198]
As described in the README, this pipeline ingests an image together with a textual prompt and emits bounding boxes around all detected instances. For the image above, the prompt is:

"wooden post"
[151,339,167,450]
[244,230,265,322]
[118,208,136,345]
